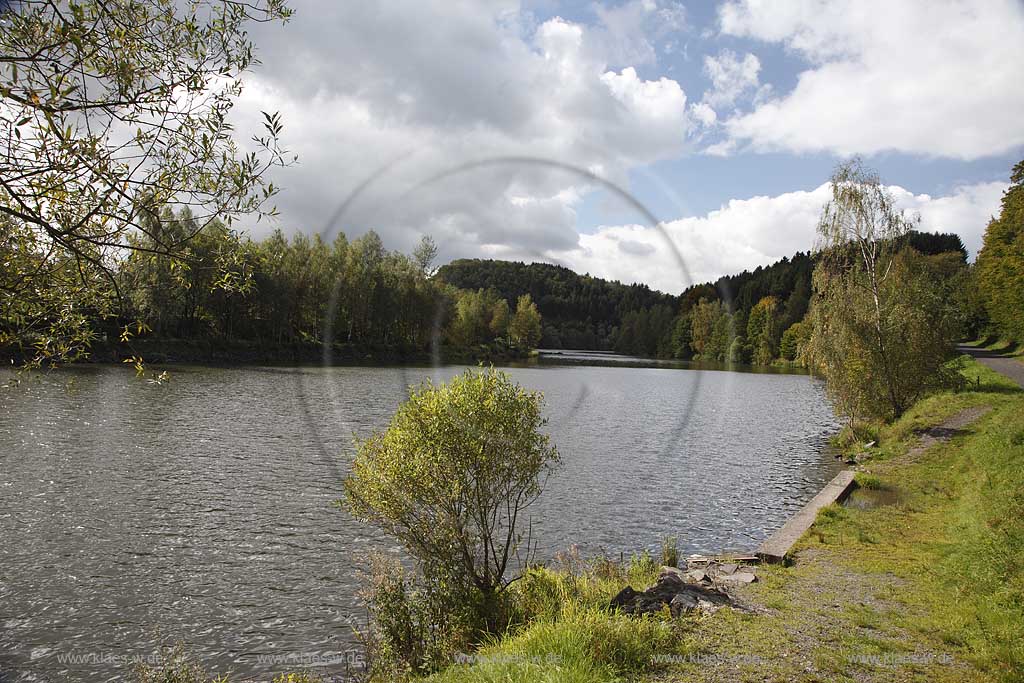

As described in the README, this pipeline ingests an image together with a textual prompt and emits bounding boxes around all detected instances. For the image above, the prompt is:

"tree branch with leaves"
[0,0,293,366]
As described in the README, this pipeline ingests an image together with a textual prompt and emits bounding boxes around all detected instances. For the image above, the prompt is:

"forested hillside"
[438,231,967,362]
[436,260,678,351]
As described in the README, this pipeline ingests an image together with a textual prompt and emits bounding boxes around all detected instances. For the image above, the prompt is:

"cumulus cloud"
[716,0,1024,159]
[894,182,1005,257]
[231,1,695,262]
[553,181,1006,294]
[690,102,717,127]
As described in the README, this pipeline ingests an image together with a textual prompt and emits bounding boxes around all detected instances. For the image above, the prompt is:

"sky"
[231,0,1024,294]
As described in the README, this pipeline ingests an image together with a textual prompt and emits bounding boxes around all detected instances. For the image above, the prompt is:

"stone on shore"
[609,566,734,617]
[718,571,757,585]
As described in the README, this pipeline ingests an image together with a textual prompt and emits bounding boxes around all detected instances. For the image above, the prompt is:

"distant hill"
[436,230,967,357]
[437,259,677,350]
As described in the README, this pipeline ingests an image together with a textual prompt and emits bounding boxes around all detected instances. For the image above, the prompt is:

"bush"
[628,550,657,579]
[344,367,560,668]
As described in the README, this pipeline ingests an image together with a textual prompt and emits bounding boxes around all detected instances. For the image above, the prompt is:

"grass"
[423,553,692,683]
[422,357,1024,683]
[854,472,884,490]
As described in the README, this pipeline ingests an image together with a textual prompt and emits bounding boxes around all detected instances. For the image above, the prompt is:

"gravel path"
[958,343,1024,388]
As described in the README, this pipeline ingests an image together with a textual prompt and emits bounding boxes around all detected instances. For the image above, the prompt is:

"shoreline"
[2,340,813,376]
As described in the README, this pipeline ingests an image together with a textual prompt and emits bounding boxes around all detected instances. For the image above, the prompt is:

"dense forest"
[438,230,968,363]
[1,208,544,365]
[2,199,984,369]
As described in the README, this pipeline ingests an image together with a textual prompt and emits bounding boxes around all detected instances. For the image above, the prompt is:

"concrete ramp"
[757,470,857,563]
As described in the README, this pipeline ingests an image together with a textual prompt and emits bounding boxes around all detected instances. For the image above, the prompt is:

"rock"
[610,580,733,616]
[685,569,707,583]
[718,562,739,575]
[719,571,757,585]
[609,586,639,610]
[669,591,698,616]
[659,566,687,582]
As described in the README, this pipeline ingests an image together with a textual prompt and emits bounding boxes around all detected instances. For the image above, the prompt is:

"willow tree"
[0,0,292,366]
[808,160,961,424]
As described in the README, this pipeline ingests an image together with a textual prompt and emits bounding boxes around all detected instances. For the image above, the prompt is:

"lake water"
[0,361,839,681]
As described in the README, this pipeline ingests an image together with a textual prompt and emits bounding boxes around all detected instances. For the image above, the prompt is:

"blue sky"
[555,0,1021,232]
[235,0,1024,293]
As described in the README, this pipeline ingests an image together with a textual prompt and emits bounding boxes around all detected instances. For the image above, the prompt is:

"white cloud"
[221,0,1011,298]
[690,102,717,127]
[701,49,761,109]
[893,181,1005,257]
[591,0,687,66]
[717,0,1024,159]
[232,2,695,260]
[553,180,1006,294]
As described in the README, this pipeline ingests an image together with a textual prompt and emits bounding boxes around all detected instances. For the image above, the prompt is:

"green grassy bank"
[422,356,1024,683]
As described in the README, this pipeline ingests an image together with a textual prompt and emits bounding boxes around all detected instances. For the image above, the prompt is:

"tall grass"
[424,552,688,683]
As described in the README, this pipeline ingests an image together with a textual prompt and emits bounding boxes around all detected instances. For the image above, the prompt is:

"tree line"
[2,207,544,364]
[438,230,967,364]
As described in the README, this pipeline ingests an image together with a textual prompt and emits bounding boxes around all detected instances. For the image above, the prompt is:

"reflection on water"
[0,362,838,681]
[536,348,813,374]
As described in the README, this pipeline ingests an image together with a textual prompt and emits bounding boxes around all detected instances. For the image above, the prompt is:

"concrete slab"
[756,470,857,563]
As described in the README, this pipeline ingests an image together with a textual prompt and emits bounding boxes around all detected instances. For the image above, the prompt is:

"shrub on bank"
[343,367,560,676]
[425,552,682,683]
[358,555,479,678]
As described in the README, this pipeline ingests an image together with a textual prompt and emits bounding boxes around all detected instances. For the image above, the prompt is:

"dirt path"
[957,343,1024,388]
[905,405,991,459]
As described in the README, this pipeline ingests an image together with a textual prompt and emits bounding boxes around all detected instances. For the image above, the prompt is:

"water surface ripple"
[0,363,839,681]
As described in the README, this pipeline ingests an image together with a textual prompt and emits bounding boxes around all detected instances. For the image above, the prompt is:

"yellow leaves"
[148,371,170,386]
[119,320,151,342]
[122,355,145,376]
